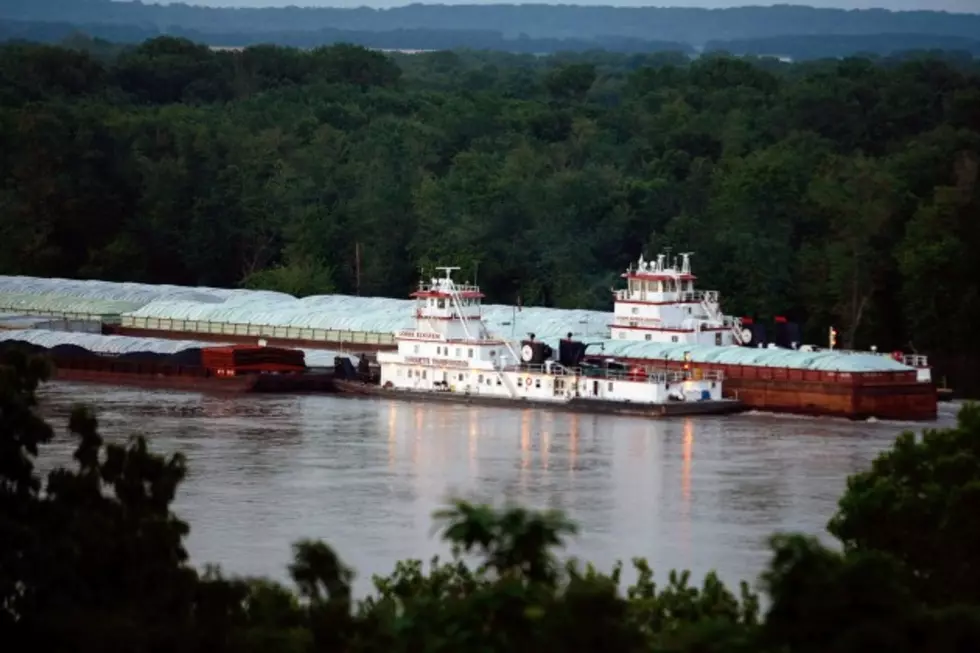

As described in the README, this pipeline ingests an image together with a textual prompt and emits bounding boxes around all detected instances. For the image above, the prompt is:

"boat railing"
[501,362,722,384]
[613,289,721,305]
[610,313,740,329]
[902,354,929,368]
[831,348,930,368]
[415,280,483,295]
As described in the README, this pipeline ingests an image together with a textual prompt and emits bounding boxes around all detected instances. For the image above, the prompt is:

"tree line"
[3,339,980,652]
[1,37,979,392]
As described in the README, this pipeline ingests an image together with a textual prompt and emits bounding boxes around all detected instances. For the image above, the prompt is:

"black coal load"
[0,340,47,356]
[0,340,211,369]
[230,347,305,368]
[168,348,203,367]
[49,344,98,359]
[116,351,170,363]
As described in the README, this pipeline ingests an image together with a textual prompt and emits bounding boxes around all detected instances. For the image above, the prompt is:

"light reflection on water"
[36,382,960,595]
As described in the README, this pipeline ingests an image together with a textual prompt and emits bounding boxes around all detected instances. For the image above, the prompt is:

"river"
[36,382,961,597]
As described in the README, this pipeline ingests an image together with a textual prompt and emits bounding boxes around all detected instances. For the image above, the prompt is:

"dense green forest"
[4,1,980,58]
[4,347,980,651]
[2,36,979,389]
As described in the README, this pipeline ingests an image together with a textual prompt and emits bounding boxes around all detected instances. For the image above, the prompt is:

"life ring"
[521,344,534,362]
[525,376,532,388]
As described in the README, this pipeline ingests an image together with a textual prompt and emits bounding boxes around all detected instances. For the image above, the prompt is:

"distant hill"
[1,2,978,58]
[0,19,695,55]
[3,1,979,44]
[705,33,980,60]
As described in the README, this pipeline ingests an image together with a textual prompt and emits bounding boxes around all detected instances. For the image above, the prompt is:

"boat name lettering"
[404,356,470,369]
[398,329,443,340]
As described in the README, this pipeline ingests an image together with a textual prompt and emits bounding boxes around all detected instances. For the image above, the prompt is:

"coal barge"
[0,337,335,394]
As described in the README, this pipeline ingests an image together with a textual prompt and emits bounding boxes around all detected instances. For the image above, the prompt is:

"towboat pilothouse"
[611,252,745,347]
[332,266,742,417]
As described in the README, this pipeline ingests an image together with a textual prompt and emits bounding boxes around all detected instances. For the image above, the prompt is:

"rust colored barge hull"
[618,358,938,421]
[55,367,260,393]
[722,377,937,421]
[51,359,336,395]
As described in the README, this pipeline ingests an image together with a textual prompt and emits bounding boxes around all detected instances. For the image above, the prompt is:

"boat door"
[592,380,599,397]
[441,371,448,386]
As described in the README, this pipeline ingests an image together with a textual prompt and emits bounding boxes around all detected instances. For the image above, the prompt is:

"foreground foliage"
[3,349,980,651]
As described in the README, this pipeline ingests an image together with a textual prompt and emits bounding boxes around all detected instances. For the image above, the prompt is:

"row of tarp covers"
[0,275,289,305]
[122,295,611,342]
[0,274,611,342]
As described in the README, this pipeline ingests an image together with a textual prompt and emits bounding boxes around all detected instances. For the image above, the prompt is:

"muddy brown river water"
[36,382,961,596]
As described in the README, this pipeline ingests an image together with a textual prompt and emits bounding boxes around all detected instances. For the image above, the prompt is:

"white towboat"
[333,266,742,417]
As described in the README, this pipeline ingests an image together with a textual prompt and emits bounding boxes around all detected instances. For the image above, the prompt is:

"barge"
[0,340,335,394]
[331,267,742,418]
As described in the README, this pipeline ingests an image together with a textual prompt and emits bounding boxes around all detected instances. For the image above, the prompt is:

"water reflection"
[36,382,959,596]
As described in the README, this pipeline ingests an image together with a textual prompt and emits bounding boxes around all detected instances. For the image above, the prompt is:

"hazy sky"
[180,1,979,12]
